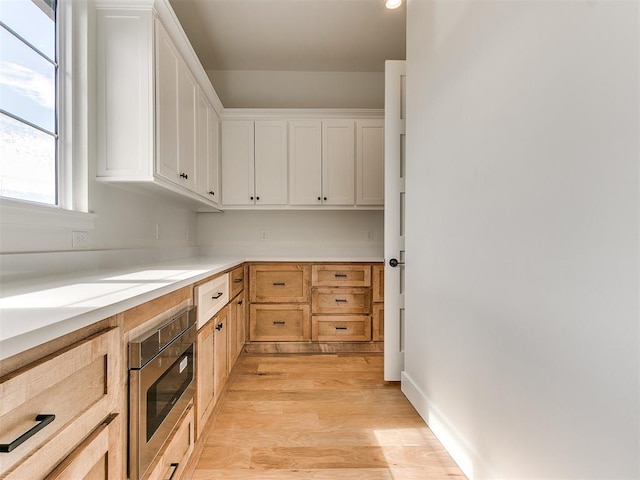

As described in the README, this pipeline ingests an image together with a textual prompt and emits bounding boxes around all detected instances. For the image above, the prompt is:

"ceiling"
[169,0,406,108]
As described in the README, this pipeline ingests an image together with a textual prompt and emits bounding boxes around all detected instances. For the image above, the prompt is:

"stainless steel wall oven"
[128,306,196,480]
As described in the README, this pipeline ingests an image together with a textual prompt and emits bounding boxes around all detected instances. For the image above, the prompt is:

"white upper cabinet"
[255,121,288,205]
[196,87,220,205]
[221,121,288,206]
[322,120,355,206]
[289,121,322,206]
[356,119,384,205]
[95,4,222,211]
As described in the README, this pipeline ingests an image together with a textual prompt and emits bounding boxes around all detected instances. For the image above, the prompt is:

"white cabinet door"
[177,59,197,191]
[155,21,180,183]
[196,89,220,204]
[322,120,355,205]
[222,121,255,205]
[289,120,322,205]
[255,121,288,205]
[356,119,384,205]
[207,105,220,204]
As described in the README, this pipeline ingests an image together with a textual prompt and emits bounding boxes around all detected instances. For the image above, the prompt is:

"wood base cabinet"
[250,304,311,342]
[0,328,121,479]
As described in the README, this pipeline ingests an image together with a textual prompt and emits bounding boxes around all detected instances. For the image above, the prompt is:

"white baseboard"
[401,370,493,480]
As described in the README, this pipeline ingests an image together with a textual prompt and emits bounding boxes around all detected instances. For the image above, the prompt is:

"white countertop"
[0,255,382,360]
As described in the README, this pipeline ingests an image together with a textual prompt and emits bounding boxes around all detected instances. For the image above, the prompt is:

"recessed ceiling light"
[385,0,402,9]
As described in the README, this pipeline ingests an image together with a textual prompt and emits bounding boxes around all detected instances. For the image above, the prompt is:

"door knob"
[389,258,404,267]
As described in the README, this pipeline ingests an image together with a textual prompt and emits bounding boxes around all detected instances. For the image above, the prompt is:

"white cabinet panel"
[322,120,355,206]
[221,121,255,205]
[196,88,220,205]
[177,59,197,191]
[289,121,322,206]
[255,121,288,205]
[356,119,384,205]
[207,105,221,203]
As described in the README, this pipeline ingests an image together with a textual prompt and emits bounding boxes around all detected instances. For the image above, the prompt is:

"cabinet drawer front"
[229,265,245,299]
[0,328,120,479]
[195,274,229,329]
[145,404,194,480]
[372,304,384,341]
[250,305,310,341]
[312,265,371,287]
[312,288,371,314]
[312,316,372,342]
[250,265,310,303]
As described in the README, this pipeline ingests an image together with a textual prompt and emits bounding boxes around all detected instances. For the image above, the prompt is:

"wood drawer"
[229,265,245,299]
[312,264,371,287]
[312,287,372,314]
[250,304,311,341]
[145,403,194,480]
[372,264,384,303]
[250,265,310,303]
[195,273,229,329]
[312,316,372,342]
[0,328,120,479]
[372,303,384,341]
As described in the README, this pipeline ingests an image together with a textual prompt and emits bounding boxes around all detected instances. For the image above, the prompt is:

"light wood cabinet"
[311,287,372,315]
[221,120,288,206]
[312,316,372,342]
[229,265,245,299]
[312,264,371,287]
[229,291,246,368]
[144,403,194,480]
[250,264,311,303]
[213,306,229,404]
[372,303,384,342]
[250,304,311,341]
[0,328,121,479]
[196,320,215,439]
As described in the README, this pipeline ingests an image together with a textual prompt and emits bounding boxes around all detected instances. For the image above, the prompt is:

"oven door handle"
[166,463,179,480]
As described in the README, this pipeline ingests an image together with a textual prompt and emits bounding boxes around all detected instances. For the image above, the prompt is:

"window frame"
[0,0,92,231]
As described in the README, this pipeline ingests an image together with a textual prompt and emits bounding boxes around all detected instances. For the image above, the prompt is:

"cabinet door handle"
[238,300,243,305]
[212,292,223,299]
[317,196,321,201]
[208,191,215,196]
[180,172,188,179]
[216,323,223,331]
[0,414,55,453]
[233,278,243,283]
[273,282,286,286]
[166,463,179,480]
[334,273,348,278]
[256,196,260,200]
[335,299,348,303]
[250,196,254,200]
[335,326,348,330]
[324,196,327,201]
[273,321,286,325]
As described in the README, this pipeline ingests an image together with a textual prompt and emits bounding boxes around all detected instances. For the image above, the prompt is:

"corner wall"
[404,1,639,478]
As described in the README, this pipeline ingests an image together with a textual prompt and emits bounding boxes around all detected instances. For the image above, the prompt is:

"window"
[0,0,57,205]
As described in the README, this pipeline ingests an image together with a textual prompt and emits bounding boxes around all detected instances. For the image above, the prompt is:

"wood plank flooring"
[189,354,466,480]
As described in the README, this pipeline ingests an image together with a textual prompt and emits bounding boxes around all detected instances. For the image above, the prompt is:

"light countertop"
[0,255,382,360]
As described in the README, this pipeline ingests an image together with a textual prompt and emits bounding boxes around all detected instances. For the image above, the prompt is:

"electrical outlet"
[72,231,88,249]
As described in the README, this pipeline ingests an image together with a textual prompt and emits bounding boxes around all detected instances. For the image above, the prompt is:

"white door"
[384,60,406,381]
[322,120,355,205]
[289,120,322,205]
[254,121,288,205]
[221,121,255,205]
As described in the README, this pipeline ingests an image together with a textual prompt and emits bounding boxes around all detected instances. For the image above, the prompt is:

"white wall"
[404,1,639,479]
[198,210,383,258]
[207,70,384,109]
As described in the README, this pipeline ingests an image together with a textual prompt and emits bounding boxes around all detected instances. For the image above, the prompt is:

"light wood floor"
[189,354,466,480]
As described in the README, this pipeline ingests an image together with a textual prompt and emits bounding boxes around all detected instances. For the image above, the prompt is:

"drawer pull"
[166,462,179,480]
[273,321,286,325]
[233,278,243,283]
[0,414,55,453]
[334,273,348,278]
[273,282,286,286]
[335,299,348,303]
[335,326,348,330]
[211,292,223,299]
